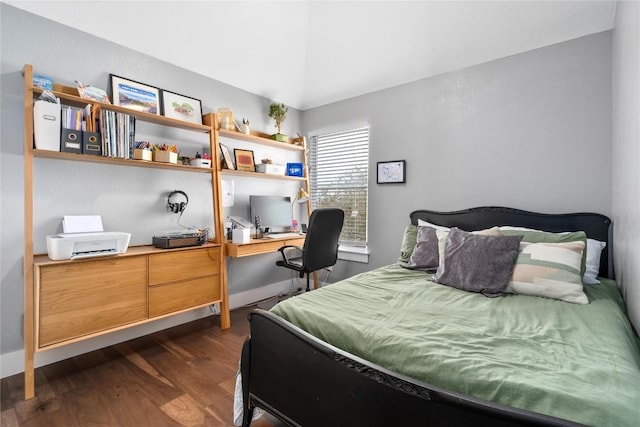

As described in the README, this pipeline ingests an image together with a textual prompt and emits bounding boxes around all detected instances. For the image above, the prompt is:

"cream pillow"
[507,240,588,304]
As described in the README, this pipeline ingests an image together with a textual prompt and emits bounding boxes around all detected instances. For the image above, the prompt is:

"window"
[308,126,369,247]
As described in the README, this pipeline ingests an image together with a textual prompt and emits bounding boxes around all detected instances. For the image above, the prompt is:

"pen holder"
[82,131,101,156]
[153,150,178,164]
[134,148,153,161]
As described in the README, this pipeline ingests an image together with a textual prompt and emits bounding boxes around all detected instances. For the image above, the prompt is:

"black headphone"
[167,190,189,214]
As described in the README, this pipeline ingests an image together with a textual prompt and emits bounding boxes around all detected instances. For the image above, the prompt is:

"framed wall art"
[161,90,203,124]
[234,148,256,172]
[109,74,160,115]
[220,144,235,170]
[377,160,406,184]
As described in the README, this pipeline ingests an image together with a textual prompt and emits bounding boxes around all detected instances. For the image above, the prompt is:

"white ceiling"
[7,1,617,110]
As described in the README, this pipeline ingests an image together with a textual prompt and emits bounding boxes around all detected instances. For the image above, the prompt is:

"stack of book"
[61,106,84,131]
[99,110,135,158]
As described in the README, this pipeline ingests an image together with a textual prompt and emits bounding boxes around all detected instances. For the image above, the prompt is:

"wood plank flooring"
[1,304,285,427]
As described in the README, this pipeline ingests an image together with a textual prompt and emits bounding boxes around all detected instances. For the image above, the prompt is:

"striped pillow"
[506,241,587,304]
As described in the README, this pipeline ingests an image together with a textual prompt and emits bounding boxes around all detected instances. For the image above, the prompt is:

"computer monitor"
[249,195,292,233]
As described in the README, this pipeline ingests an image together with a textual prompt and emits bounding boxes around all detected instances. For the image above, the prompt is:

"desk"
[225,235,306,258]
[225,234,319,289]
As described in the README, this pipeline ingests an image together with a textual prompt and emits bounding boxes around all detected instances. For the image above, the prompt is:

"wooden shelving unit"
[21,64,229,400]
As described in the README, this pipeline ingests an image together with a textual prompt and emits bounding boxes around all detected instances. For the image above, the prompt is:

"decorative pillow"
[406,226,439,271]
[584,238,606,285]
[398,224,417,263]
[506,241,588,304]
[499,228,588,278]
[434,228,522,297]
[436,226,501,263]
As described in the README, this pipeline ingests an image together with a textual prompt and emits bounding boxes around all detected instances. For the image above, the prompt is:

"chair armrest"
[278,245,303,264]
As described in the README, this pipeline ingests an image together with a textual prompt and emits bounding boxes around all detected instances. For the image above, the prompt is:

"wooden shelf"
[221,169,307,181]
[33,149,213,173]
[22,64,230,400]
[219,129,304,151]
[32,86,213,134]
[33,242,222,266]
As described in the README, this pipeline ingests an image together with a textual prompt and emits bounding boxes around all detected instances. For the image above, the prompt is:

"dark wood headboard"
[410,207,614,280]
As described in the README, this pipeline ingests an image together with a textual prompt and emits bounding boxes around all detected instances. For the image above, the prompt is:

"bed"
[239,207,640,426]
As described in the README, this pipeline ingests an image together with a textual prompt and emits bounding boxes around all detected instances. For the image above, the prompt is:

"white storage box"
[232,228,251,244]
[191,158,211,168]
[256,163,286,175]
[33,100,61,151]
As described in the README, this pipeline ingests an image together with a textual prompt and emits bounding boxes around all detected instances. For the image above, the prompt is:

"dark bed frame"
[241,207,614,426]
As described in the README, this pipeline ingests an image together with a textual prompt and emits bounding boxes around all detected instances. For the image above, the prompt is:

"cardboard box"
[153,150,177,164]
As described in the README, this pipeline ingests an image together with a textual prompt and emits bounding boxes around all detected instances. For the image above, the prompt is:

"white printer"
[46,215,131,261]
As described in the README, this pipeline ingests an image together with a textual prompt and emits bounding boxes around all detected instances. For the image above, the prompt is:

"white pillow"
[417,219,450,231]
[499,226,606,285]
[584,238,606,284]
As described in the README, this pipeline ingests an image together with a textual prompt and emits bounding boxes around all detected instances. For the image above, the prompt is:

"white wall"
[303,31,613,279]
[612,0,640,333]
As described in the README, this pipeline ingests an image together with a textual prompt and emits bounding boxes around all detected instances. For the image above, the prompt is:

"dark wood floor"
[1,304,285,427]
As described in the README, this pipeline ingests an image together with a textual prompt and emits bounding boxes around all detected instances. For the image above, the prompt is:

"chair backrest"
[302,208,345,273]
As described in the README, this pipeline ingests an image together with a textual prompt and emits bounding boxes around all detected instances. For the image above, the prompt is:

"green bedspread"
[271,264,640,426]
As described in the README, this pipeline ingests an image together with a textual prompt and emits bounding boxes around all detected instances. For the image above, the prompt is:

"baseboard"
[1,280,293,379]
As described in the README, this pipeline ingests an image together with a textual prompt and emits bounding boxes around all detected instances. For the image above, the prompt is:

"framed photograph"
[161,90,203,124]
[109,74,160,115]
[377,160,406,184]
[220,144,235,170]
[234,148,255,172]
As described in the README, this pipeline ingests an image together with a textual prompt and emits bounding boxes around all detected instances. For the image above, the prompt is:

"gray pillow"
[434,228,522,297]
[406,226,439,271]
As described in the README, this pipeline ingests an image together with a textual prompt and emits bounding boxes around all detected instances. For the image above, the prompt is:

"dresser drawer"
[149,275,221,317]
[37,256,148,347]
[149,247,220,286]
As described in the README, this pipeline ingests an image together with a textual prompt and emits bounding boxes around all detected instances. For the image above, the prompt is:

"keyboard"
[264,232,304,239]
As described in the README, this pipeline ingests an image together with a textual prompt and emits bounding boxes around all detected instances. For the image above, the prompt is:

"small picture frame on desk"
[161,90,203,124]
[220,144,235,169]
[109,74,160,115]
[377,160,406,184]
[234,148,255,172]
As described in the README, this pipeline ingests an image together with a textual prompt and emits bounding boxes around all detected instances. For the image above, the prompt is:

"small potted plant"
[268,102,288,142]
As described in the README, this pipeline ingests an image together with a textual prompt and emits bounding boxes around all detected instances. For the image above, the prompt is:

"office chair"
[276,208,345,292]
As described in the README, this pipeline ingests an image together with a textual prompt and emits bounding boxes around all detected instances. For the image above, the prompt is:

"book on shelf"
[99,109,135,159]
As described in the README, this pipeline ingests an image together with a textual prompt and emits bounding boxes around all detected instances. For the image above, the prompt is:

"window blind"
[309,126,369,246]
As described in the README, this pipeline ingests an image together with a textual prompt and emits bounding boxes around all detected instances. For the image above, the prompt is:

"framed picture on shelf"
[234,148,256,172]
[161,90,203,124]
[377,160,406,184]
[220,144,235,170]
[109,74,160,115]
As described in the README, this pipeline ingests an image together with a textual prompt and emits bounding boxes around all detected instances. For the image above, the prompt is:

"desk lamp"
[291,188,310,231]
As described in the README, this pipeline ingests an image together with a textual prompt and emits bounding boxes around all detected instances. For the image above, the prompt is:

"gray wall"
[2,3,631,367]
[303,31,613,280]
[612,1,640,333]
[0,4,301,357]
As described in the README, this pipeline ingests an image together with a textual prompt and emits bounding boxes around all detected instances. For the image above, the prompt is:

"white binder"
[33,100,61,151]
